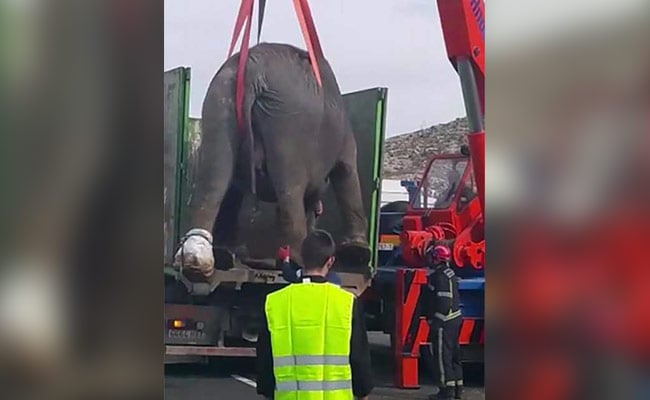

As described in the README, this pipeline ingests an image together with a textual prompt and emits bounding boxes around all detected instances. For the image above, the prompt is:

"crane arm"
[437,0,485,213]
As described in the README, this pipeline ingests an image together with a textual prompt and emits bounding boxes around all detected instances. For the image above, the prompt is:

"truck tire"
[379,201,409,234]
[380,200,409,213]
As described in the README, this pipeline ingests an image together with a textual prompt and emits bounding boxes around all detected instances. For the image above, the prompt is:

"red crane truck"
[361,0,485,387]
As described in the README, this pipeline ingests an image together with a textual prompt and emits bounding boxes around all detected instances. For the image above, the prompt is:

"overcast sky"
[164,0,465,137]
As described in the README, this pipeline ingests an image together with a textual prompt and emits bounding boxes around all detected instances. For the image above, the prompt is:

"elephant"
[181,42,369,273]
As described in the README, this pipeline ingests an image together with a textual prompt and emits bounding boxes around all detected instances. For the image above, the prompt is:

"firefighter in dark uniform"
[425,245,463,400]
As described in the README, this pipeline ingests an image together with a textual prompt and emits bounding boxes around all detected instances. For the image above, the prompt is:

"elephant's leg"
[305,207,316,233]
[329,134,370,267]
[178,70,242,273]
[273,189,308,264]
[330,164,367,243]
[187,127,235,232]
[212,184,243,247]
[183,129,238,272]
[188,75,239,232]
[330,140,367,245]
[303,190,322,233]
[264,147,308,263]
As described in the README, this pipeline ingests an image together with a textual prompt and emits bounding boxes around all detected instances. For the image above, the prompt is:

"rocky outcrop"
[383,117,468,180]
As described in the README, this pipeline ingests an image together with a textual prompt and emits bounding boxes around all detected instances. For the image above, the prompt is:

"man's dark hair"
[301,229,336,271]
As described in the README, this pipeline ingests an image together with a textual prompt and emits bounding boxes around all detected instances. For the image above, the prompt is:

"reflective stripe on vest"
[273,355,350,367]
[265,282,355,399]
[276,379,352,391]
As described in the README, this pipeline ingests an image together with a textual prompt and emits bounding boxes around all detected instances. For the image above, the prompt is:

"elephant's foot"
[174,228,215,280]
[336,239,371,271]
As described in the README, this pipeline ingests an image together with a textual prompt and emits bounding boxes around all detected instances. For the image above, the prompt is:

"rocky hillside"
[383,117,468,180]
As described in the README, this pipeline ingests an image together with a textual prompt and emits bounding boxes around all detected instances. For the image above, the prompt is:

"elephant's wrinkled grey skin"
[188,43,369,267]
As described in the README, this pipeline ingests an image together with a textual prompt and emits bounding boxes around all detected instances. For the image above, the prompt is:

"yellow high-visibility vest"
[265,280,355,400]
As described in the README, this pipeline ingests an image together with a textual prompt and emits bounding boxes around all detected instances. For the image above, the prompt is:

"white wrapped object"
[174,228,214,278]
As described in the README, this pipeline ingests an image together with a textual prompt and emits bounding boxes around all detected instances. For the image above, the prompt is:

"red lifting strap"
[292,0,324,87]
[227,0,254,137]
[227,0,324,138]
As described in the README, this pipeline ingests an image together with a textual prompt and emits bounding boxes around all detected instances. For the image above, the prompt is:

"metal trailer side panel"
[164,67,191,266]
[179,117,202,236]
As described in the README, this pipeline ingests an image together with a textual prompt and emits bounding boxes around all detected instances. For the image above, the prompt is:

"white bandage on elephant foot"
[173,228,215,278]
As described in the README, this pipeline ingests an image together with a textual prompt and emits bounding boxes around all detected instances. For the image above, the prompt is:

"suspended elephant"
[177,43,369,276]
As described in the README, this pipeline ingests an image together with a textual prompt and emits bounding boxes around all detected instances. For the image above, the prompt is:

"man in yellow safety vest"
[256,229,373,400]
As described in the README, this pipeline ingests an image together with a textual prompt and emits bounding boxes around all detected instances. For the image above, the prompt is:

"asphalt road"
[165,362,259,400]
[165,333,485,400]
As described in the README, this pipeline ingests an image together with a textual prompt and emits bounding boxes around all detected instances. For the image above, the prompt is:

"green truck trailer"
[164,67,388,361]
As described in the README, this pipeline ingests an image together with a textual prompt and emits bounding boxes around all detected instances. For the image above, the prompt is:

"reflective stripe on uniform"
[276,379,352,392]
[273,355,349,367]
[446,381,457,387]
[434,310,462,321]
[437,291,453,298]
[437,327,445,385]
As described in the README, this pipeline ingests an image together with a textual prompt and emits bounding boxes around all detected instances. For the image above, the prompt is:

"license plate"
[378,242,394,251]
[167,329,206,341]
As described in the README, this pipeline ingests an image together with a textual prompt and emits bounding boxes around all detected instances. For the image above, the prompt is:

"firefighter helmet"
[432,245,452,262]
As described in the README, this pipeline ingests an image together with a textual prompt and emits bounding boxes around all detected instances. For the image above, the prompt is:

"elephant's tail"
[209,51,259,197]
[239,86,257,196]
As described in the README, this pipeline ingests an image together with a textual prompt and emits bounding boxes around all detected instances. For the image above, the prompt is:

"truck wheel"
[379,201,409,234]
[380,200,409,213]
